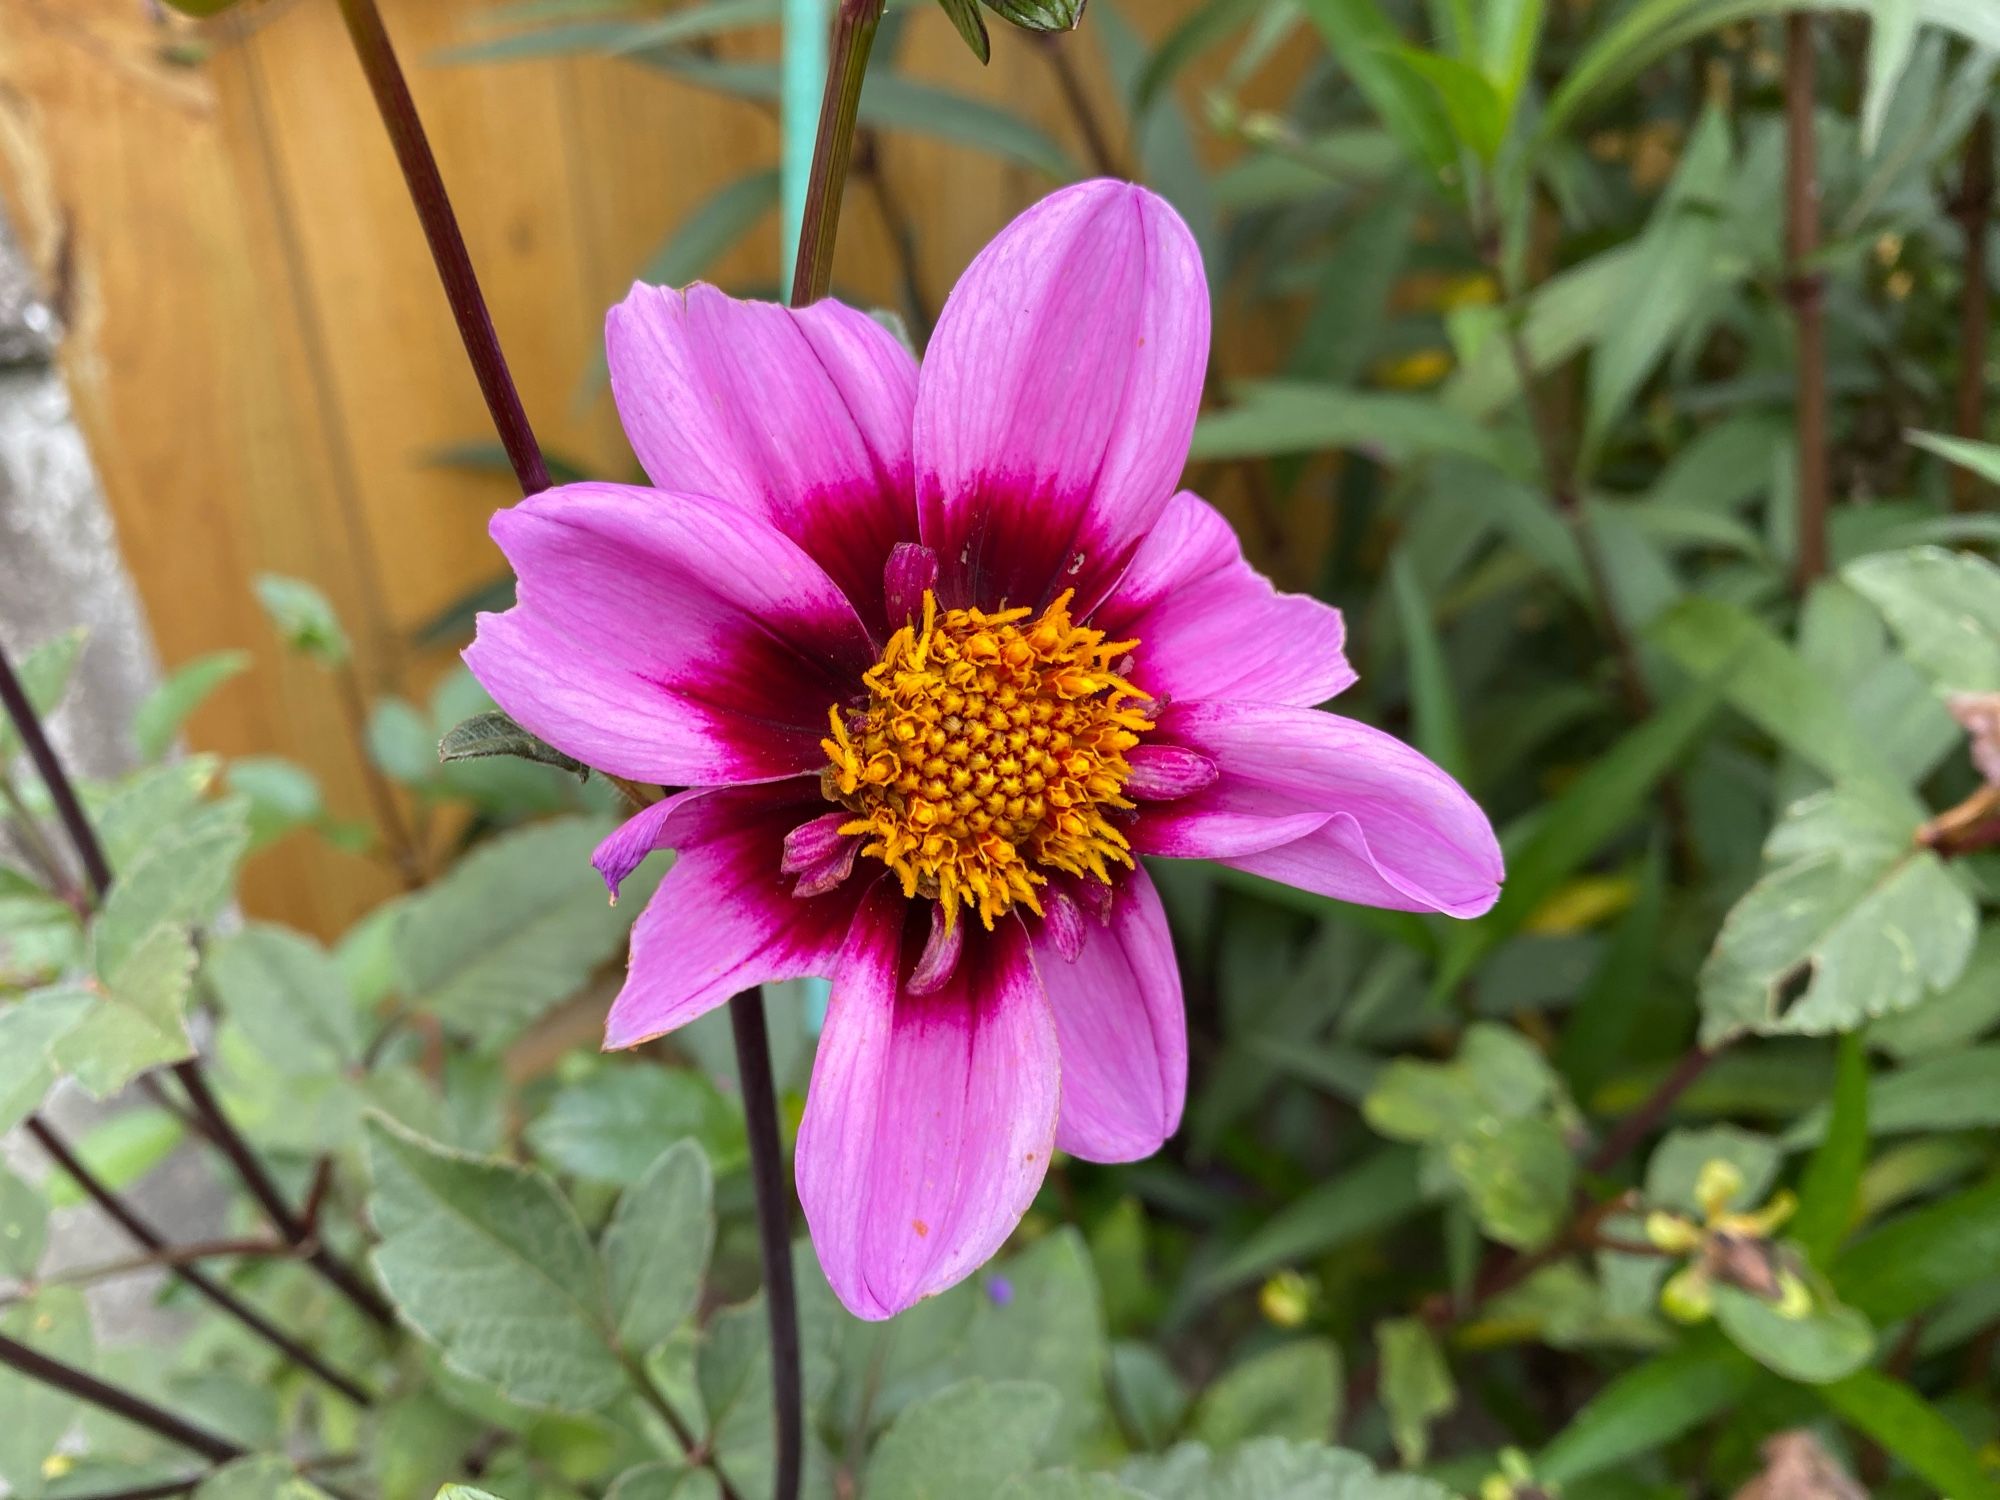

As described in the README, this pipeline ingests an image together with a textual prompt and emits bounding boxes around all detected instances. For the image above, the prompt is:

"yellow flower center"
[821,589,1153,931]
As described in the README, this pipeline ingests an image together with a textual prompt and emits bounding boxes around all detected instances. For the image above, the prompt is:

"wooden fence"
[0,0,1261,933]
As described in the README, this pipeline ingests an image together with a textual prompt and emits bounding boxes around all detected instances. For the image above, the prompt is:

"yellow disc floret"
[821,589,1153,931]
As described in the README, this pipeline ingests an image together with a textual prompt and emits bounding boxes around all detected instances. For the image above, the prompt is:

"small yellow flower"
[1260,1269,1316,1329]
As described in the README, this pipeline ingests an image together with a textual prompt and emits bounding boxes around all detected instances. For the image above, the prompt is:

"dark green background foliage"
[6,0,2000,1497]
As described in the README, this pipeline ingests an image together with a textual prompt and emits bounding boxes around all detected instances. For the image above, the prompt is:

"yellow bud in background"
[1661,1265,1715,1324]
[1260,1269,1315,1329]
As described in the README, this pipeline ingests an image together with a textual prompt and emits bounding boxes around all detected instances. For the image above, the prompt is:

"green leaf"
[0,1289,94,1496]
[194,1458,336,1500]
[52,923,198,1096]
[604,1467,718,1500]
[93,800,249,978]
[1384,46,1509,160]
[1699,785,1977,1045]
[1791,1034,1868,1263]
[254,574,349,666]
[961,1229,1108,1459]
[1122,1437,1454,1498]
[937,0,992,60]
[1843,544,2000,696]
[1870,925,2000,1059]
[363,1114,625,1411]
[999,1475,1147,1500]
[1650,595,1907,793]
[132,650,250,761]
[1712,1284,1873,1384]
[1584,106,1729,451]
[1188,1340,1341,1448]
[634,52,1077,178]
[1790,1046,2000,1146]
[0,629,84,764]
[864,1378,1060,1500]
[0,1168,46,1279]
[1190,382,1507,467]
[1908,428,2000,486]
[1861,0,1923,153]
[206,923,363,1072]
[636,167,782,291]
[1134,0,1261,114]
[1820,1369,2000,1500]
[437,710,588,780]
[42,1105,183,1210]
[1536,1331,1759,1485]
[94,758,221,869]
[1440,684,1717,989]
[1296,0,1458,174]
[1108,1342,1188,1451]
[1387,551,1468,782]
[228,757,326,849]
[1197,1146,1431,1297]
[0,989,90,1134]
[393,816,643,1044]
[1834,1172,2000,1323]
[1477,0,1545,109]
[983,0,1085,29]
[1377,1318,1455,1467]
[602,1140,713,1355]
[529,1066,744,1184]
[369,698,440,787]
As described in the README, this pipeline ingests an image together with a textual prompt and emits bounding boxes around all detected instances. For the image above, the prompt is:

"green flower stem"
[333,0,550,496]
[789,0,888,307]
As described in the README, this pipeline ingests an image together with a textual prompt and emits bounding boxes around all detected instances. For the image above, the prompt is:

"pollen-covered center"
[821,589,1153,931]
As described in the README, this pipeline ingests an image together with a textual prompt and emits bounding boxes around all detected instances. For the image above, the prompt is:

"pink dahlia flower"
[466,180,1503,1320]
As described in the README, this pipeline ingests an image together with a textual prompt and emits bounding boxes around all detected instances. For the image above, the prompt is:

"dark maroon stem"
[333,0,550,495]
[0,1332,242,1463]
[0,641,393,1336]
[24,1116,376,1407]
[729,990,802,1500]
[790,0,887,306]
[1586,1044,1722,1174]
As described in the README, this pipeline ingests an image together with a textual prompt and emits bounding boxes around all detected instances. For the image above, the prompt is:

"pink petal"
[797,888,1058,1320]
[466,482,874,787]
[1031,867,1185,1164]
[603,785,864,1049]
[1139,701,1503,918]
[593,791,694,898]
[1124,743,1219,801]
[607,285,918,623]
[915,181,1209,616]
[1092,491,1355,708]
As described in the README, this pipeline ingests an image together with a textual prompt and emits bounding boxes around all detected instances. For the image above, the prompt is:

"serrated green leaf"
[0,990,89,1134]
[207,923,362,1072]
[93,801,249,978]
[1844,544,2000,696]
[1188,1340,1340,1448]
[364,1115,624,1411]
[393,816,642,1044]
[603,1140,713,1355]
[1699,786,1976,1045]
[52,923,197,1096]
[529,1066,744,1185]
[865,1378,1060,1500]
[1870,925,2000,1058]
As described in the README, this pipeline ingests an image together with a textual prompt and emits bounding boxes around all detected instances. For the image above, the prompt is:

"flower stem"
[23,1115,376,1406]
[729,989,802,1500]
[1784,13,1829,593]
[0,642,395,1338]
[332,0,550,496]
[790,0,887,306]
[0,1330,243,1464]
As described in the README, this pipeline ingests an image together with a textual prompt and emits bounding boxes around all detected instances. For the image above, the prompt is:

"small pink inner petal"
[1041,888,1086,962]
[782,811,853,874]
[1125,743,1219,801]
[906,903,965,995]
[791,836,862,899]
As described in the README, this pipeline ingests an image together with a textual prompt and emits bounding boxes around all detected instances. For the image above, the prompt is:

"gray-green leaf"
[603,1140,713,1356]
